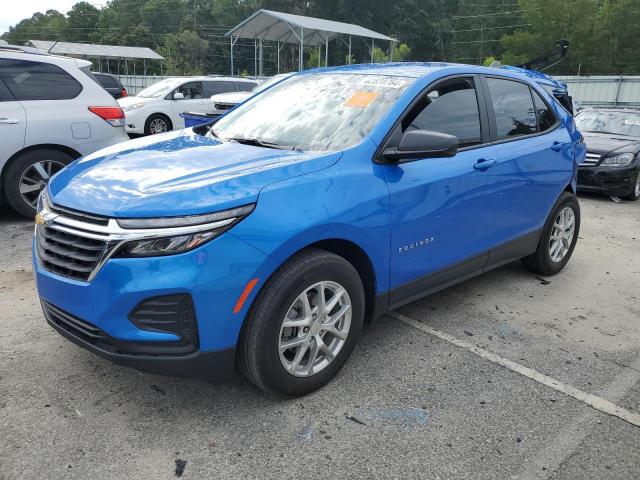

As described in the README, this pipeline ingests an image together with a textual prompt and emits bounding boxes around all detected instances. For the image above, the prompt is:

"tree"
[162,30,209,75]
[66,2,99,41]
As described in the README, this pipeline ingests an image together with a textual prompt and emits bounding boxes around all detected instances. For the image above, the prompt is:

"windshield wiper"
[227,136,298,150]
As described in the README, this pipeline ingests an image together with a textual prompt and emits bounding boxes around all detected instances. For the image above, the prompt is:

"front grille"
[579,152,601,166]
[36,226,107,281]
[214,102,235,111]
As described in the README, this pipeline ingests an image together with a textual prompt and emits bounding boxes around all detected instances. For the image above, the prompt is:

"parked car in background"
[118,76,259,135]
[92,72,127,99]
[209,72,294,116]
[575,107,640,200]
[35,63,583,395]
[0,45,128,217]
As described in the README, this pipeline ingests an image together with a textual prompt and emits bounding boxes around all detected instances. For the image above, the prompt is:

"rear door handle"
[0,118,19,124]
[473,158,497,170]
[551,141,571,151]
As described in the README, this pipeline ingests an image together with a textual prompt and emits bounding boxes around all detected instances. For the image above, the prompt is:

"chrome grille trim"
[579,152,601,166]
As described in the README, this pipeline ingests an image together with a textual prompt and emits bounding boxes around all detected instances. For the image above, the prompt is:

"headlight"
[122,102,145,112]
[112,204,255,258]
[600,152,635,166]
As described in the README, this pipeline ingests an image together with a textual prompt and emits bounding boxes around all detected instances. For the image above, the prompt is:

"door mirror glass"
[383,129,459,161]
[173,92,185,100]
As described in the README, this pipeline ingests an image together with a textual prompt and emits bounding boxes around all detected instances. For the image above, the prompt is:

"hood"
[210,91,252,105]
[582,132,640,156]
[118,96,153,107]
[49,130,341,218]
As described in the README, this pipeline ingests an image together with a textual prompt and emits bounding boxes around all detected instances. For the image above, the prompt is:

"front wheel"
[522,191,580,276]
[239,249,365,396]
[623,169,640,201]
[144,114,172,135]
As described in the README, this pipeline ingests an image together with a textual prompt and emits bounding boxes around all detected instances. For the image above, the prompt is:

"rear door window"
[486,77,538,140]
[204,81,237,97]
[402,77,483,147]
[532,90,556,132]
[0,59,82,100]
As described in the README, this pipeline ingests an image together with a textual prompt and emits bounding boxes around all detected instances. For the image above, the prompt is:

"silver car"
[0,45,129,217]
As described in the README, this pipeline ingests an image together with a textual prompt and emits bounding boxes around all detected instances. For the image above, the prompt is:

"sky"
[1,0,85,35]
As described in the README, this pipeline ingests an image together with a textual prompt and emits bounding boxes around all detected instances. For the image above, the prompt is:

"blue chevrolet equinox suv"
[34,63,586,395]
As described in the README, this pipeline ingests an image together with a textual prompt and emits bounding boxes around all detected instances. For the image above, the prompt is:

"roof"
[226,9,397,46]
[27,40,164,60]
[301,62,463,78]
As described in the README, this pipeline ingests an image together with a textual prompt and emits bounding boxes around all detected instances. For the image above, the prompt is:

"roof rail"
[0,44,49,56]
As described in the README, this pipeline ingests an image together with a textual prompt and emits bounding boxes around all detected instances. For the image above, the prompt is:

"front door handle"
[551,141,571,151]
[0,118,19,124]
[473,158,497,170]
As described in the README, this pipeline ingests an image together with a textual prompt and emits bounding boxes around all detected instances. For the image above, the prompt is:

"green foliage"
[1,0,639,75]
[482,56,497,67]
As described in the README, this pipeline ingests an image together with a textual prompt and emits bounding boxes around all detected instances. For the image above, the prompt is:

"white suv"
[0,45,128,217]
[118,76,259,135]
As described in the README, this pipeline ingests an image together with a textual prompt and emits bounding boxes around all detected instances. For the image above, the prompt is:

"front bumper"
[577,164,639,196]
[34,231,279,380]
[43,299,235,380]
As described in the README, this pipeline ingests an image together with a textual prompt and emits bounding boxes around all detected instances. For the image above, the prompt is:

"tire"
[239,248,365,396]
[622,169,640,201]
[3,149,74,218]
[144,114,172,135]
[522,191,580,276]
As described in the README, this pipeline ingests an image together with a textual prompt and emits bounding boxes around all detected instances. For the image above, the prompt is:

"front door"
[382,76,498,304]
[172,81,208,126]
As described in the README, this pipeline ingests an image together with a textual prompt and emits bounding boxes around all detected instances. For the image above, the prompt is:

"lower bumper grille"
[42,300,199,356]
[36,226,107,281]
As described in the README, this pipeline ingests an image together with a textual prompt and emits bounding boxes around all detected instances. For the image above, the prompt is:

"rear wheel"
[239,249,365,396]
[3,149,73,218]
[144,114,172,135]
[623,170,640,201]
[522,192,580,276]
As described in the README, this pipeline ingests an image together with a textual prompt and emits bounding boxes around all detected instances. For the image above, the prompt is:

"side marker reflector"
[233,278,259,314]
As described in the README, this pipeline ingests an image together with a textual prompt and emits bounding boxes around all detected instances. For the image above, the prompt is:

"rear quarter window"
[235,81,258,92]
[486,77,538,140]
[0,59,82,101]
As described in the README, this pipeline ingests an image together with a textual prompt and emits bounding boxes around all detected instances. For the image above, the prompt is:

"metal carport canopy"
[226,9,397,74]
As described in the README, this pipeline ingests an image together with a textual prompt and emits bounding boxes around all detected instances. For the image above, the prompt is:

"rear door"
[382,76,500,304]
[0,75,26,163]
[481,76,573,256]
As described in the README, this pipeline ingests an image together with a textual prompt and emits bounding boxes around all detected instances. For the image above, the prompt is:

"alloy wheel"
[278,281,352,377]
[149,118,168,134]
[19,160,65,208]
[549,206,575,263]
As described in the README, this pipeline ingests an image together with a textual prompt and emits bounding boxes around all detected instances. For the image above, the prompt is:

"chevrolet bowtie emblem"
[35,212,58,227]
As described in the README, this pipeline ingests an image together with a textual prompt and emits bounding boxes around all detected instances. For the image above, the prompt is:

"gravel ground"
[0,194,639,480]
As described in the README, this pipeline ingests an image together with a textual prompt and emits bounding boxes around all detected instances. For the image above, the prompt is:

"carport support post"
[325,32,328,67]
[299,27,304,71]
[254,39,257,77]
[370,39,374,63]
[230,36,234,75]
[348,35,352,64]
[277,41,280,74]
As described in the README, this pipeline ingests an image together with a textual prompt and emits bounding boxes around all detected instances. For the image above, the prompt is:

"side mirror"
[173,92,185,100]
[382,129,459,162]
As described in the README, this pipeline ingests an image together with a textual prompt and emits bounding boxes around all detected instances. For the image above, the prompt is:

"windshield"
[137,79,181,98]
[575,110,640,137]
[251,74,291,94]
[210,73,413,151]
